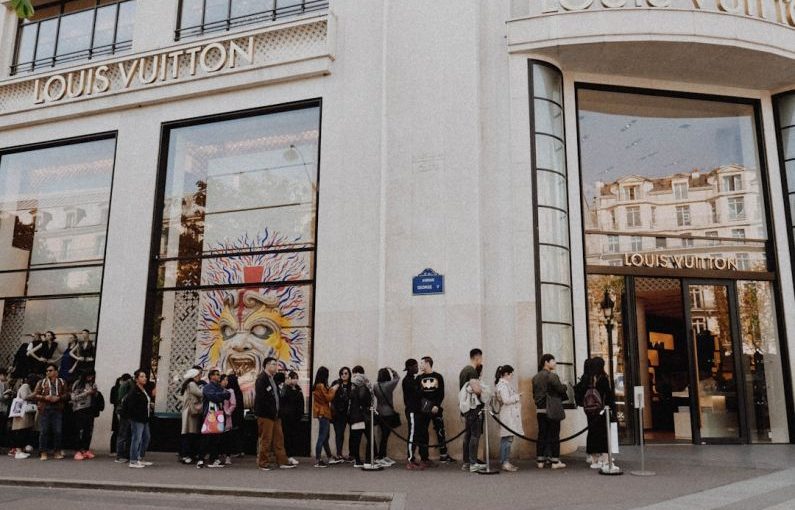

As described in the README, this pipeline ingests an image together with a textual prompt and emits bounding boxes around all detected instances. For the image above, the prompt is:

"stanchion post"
[477,395,499,475]
[599,405,622,476]
[362,392,383,472]
[630,386,655,477]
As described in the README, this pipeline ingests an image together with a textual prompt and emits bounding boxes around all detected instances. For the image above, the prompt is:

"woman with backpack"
[494,365,522,472]
[179,368,203,464]
[577,357,616,469]
[373,367,400,467]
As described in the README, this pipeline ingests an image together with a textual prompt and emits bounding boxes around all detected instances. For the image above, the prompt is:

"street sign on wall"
[412,268,444,295]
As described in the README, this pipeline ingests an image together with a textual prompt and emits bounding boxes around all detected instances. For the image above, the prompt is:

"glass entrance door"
[684,281,745,443]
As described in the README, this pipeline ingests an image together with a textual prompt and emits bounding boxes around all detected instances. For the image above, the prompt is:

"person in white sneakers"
[494,365,522,472]
[10,374,38,459]
[532,354,569,470]
[124,370,153,468]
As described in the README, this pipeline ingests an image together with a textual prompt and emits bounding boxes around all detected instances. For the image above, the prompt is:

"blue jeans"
[129,421,150,462]
[39,408,63,453]
[499,436,513,464]
[116,415,130,459]
[315,417,332,460]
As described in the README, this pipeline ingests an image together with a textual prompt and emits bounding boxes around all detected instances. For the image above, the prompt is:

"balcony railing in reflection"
[12,0,136,75]
[176,0,329,40]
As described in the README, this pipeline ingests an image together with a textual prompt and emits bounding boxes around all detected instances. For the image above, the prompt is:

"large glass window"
[530,61,575,386]
[176,0,329,40]
[147,103,320,415]
[12,0,135,74]
[580,89,769,272]
[0,136,115,379]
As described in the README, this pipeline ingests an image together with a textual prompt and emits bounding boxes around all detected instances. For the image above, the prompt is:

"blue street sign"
[412,268,444,295]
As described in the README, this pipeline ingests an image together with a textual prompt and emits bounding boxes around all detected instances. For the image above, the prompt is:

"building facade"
[0,0,793,455]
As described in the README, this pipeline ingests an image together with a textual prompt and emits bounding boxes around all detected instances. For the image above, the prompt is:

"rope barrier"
[373,409,475,449]
[487,410,589,444]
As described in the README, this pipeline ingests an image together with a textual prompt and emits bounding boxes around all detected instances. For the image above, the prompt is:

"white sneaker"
[469,463,486,473]
[381,456,396,466]
[208,459,224,468]
[129,461,145,468]
[14,452,30,459]
[376,459,391,467]
[288,457,299,466]
[585,454,593,464]
[24,445,34,453]
[550,461,567,470]
[590,461,604,469]
[139,460,153,466]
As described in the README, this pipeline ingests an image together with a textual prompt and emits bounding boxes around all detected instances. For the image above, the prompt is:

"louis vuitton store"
[0,0,794,455]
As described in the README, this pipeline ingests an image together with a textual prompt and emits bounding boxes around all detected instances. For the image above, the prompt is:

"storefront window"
[530,61,575,386]
[148,103,320,415]
[579,89,769,272]
[176,0,329,40]
[13,1,136,74]
[0,136,115,379]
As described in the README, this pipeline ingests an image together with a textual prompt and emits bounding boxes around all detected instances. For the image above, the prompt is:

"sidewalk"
[1,444,794,509]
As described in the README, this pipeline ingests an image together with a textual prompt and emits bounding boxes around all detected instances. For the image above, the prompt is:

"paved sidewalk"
[0,445,794,509]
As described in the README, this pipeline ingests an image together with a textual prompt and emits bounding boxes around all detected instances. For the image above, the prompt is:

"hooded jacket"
[348,373,372,425]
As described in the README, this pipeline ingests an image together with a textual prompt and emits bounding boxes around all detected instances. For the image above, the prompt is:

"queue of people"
[1,346,617,474]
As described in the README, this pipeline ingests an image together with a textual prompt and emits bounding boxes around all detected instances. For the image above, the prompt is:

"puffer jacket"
[348,374,372,425]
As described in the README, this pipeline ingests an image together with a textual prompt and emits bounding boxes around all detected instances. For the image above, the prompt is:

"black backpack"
[92,390,106,418]
[583,384,603,416]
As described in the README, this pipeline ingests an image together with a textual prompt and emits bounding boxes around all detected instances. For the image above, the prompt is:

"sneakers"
[501,462,518,472]
[129,461,145,468]
[258,465,271,471]
[343,455,354,463]
[24,445,34,453]
[406,461,425,471]
[461,462,470,471]
[288,457,299,466]
[7,448,16,457]
[352,462,364,468]
[196,460,205,469]
[115,457,129,464]
[314,460,328,468]
[590,461,604,469]
[40,453,48,461]
[84,450,96,460]
[375,458,392,468]
[53,451,64,460]
[550,461,567,470]
[139,460,153,466]
[74,451,84,461]
[181,456,194,464]
[536,461,545,469]
[380,456,396,466]
[279,464,296,469]
[328,456,345,465]
[207,459,224,468]
[439,454,456,464]
[469,463,486,473]
[224,456,232,465]
[14,451,30,460]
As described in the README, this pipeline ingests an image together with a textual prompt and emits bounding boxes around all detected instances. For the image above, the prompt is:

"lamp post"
[601,288,615,387]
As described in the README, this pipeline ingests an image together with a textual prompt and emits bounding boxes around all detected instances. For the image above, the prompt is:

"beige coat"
[496,379,523,438]
[180,380,203,435]
[11,384,35,431]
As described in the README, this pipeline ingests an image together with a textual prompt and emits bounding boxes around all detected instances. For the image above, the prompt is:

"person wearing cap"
[402,358,424,470]
[179,368,203,464]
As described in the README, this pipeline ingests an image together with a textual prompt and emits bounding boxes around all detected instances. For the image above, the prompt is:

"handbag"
[8,397,23,418]
[351,421,365,431]
[201,402,226,434]
[546,395,566,422]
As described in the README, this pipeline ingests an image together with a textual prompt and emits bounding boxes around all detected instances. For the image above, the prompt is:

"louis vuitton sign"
[31,37,254,105]
[538,0,795,29]
[623,252,739,270]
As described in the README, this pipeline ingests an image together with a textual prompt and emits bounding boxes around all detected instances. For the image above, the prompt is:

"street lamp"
[601,288,615,385]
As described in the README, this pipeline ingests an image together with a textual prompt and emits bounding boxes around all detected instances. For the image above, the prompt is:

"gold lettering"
[659,254,669,268]
[727,258,738,270]
[119,60,139,88]
[673,255,684,268]
[715,258,727,270]
[94,65,110,93]
[229,37,255,69]
[624,253,632,266]
[684,256,695,269]
[630,253,644,266]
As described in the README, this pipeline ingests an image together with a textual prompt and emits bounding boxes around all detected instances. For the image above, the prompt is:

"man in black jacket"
[402,358,425,471]
[254,357,293,471]
[419,356,454,464]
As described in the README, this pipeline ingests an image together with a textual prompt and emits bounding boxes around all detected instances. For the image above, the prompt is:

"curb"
[0,477,401,508]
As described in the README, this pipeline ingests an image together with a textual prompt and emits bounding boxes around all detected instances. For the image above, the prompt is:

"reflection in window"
[148,103,320,415]
[631,236,642,252]
[608,235,619,253]
[579,88,770,272]
[0,137,114,378]
[655,237,666,249]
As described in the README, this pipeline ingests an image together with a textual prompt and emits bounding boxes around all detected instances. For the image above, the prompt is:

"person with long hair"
[125,369,153,468]
[196,369,230,468]
[494,365,522,472]
[225,374,245,458]
[373,367,399,467]
[580,357,617,469]
[179,368,203,464]
[311,366,337,467]
[219,373,237,465]
[281,370,304,466]
[10,373,38,459]
[70,369,99,460]
[114,373,133,463]
[330,366,352,463]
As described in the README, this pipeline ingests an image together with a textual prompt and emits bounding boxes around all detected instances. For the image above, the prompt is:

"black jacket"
[331,380,351,421]
[348,376,372,425]
[281,384,305,424]
[418,371,445,407]
[124,385,152,423]
[254,373,280,419]
[402,374,421,414]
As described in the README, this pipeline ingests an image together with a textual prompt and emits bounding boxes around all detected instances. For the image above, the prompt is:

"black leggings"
[332,417,348,457]
[348,422,371,464]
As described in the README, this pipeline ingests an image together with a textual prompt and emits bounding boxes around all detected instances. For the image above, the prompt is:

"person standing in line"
[281,370,304,466]
[126,369,153,468]
[579,357,616,469]
[494,365,522,472]
[70,369,99,460]
[33,363,68,460]
[10,374,38,459]
[197,369,230,468]
[459,348,484,472]
[311,366,337,468]
[532,353,569,470]
[0,368,9,450]
[402,358,424,471]
[254,357,294,471]
[330,366,352,463]
[419,356,454,465]
[347,366,372,468]
[219,373,236,465]
[574,358,594,465]
[114,373,133,463]
[225,374,245,458]
[373,367,399,467]
[179,368,203,464]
